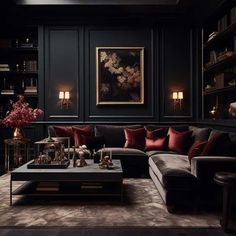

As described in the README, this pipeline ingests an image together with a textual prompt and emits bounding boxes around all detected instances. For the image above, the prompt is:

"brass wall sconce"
[59,91,70,109]
[172,91,183,110]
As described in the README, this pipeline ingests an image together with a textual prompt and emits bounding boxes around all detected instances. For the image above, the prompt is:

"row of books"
[23,60,37,72]
[0,64,10,71]
[231,6,236,25]
[217,14,228,32]
[1,87,38,95]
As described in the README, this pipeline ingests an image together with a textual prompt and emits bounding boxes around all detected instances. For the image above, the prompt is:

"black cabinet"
[0,27,38,118]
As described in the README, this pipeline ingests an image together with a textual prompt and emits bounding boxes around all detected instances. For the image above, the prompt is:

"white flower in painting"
[117,67,124,74]
[104,59,113,68]
[117,76,126,84]
[100,51,108,62]
[100,83,110,94]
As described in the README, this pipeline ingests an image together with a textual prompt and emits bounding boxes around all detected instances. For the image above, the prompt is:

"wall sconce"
[59,91,70,109]
[172,91,184,110]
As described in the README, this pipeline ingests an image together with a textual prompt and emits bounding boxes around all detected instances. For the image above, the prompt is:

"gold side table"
[4,138,30,172]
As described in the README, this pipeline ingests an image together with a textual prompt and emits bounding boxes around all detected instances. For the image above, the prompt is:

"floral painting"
[96,47,144,105]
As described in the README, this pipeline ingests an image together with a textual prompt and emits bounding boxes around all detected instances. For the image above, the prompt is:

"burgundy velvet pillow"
[73,126,93,147]
[145,136,168,151]
[145,128,165,139]
[53,126,74,143]
[124,127,146,150]
[168,127,193,154]
[201,133,231,156]
[188,141,207,162]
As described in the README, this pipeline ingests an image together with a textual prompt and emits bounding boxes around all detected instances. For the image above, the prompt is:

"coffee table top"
[11,159,123,182]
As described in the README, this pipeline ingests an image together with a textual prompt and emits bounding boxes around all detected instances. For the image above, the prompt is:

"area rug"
[0,174,220,228]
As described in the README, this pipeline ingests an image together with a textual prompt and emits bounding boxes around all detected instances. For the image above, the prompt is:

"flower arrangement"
[1,95,43,128]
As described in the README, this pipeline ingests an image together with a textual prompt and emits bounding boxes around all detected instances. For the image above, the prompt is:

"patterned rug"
[0,174,220,228]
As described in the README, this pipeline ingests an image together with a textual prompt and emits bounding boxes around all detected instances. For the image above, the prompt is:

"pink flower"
[1,95,43,128]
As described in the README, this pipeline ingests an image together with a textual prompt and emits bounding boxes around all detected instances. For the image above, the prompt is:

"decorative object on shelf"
[59,91,70,109]
[229,102,236,118]
[96,47,144,105]
[13,127,25,140]
[207,31,218,42]
[209,95,221,120]
[1,95,43,139]
[172,91,184,110]
[209,106,220,120]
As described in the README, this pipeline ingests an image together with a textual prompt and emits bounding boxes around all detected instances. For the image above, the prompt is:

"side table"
[214,172,236,233]
[4,138,31,172]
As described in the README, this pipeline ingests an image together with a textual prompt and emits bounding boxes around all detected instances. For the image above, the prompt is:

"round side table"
[214,172,236,233]
[4,138,31,172]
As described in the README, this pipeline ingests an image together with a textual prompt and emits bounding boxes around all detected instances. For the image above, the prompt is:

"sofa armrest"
[191,156,236,185]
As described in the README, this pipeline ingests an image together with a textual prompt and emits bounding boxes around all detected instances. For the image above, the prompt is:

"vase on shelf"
[13,127,25,140]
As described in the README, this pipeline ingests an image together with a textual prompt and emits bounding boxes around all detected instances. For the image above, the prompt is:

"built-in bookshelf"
[0,27,38,118]
[203,2,236,121]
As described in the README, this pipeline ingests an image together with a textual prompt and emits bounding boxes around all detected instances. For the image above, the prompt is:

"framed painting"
[96,47,144,105]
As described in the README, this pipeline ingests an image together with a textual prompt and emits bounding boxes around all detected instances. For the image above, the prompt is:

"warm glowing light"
[172,92,178,99]
[64,91,70,99]
[178,91,183,99]
[59,91,64,99]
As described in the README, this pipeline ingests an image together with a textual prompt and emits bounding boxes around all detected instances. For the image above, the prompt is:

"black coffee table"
[10,159,123,206]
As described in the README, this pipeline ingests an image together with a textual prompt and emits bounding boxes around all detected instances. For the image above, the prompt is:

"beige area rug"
[0,174,220,228]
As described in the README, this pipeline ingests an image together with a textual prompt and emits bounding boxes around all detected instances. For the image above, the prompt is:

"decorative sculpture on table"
[72,145,91,167]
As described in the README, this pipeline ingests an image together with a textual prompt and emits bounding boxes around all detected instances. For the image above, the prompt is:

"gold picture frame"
[96,47,144,105]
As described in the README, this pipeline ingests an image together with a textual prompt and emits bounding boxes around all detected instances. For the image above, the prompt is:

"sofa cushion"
[145,128,165,139]
[202,133,232,156]
[188,141,207,162]
[145,125,188,134]
[189,126,211,142]
[149,154,197,189]
[124,127,146,150]
[168,128,193,154]
[145,136,168,151]
[73,126,94,147]
[146,150,177,157]
[95,125,142,147]
[50,126,74,144]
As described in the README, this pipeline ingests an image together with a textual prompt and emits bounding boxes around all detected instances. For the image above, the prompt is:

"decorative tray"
[27,160,70,169]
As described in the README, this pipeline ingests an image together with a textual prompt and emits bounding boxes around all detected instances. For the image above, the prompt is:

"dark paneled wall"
[41,23,197,123]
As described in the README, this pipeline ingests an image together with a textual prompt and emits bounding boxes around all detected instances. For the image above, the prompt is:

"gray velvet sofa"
[48,124,236,211]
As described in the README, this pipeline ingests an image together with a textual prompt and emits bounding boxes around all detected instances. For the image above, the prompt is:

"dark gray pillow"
[95,125,142,147]
[189,126,211,142]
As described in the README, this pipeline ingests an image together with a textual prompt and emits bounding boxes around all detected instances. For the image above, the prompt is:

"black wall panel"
[160,25,194,121]
[84,27,156,122]
[41,24,197,123]
[44,27,83,120]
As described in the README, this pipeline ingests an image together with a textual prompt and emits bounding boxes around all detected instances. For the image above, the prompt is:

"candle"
[110,149,112,160]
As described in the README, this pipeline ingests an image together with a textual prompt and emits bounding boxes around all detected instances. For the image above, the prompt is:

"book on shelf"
[23,60,37,72]
[20,43,34,48]
[1,89,14,95]
[0,64,10,71]
[36,182,60,192]
[231,6,236,25]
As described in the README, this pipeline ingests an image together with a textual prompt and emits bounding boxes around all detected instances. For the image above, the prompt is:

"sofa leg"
[167,205,176,213]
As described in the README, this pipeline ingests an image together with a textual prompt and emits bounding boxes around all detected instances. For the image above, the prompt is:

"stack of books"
[24,86,37,95]
[1,89,14,95]
[24,60,37,72]
[207,32,218,42]
[0,64,10,71]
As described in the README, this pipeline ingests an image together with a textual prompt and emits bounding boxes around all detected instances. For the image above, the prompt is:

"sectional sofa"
[48,124,236,211]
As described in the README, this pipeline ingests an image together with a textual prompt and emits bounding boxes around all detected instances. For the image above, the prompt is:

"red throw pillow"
[73,126,93,147]
[168,127,193,154]
[124,127,146,150]
[201,133,230,156]
[145,128,165,139]
[145,136,168,151]
[53,126,74,143]
[188,141,207,162]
